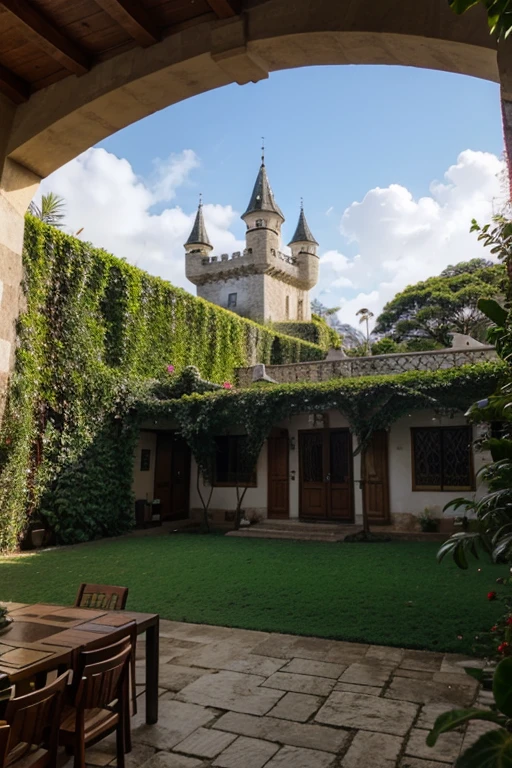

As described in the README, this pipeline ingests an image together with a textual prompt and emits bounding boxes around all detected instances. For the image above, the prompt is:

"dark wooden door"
[329,430,353,521]
[299,429,353,521]
[362,430,390,524]
[299,431,325,518]
[267,429,289,519]
[154,433,190,521]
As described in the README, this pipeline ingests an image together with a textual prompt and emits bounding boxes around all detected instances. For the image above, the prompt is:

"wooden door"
[154,433,190,521]
[329,430,353,521]
[299,429,353,521]
[362,430,390,524]
[170,436,191,521]
[299,431,325,518]
[267,429,289,519]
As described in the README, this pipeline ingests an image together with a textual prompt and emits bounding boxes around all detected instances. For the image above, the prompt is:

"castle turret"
[184,198,213,257]
[185,198,214,288]
[288,202,319,300]
[241,158,284,268]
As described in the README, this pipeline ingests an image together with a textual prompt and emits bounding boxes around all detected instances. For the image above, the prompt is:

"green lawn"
[0,535,504,654]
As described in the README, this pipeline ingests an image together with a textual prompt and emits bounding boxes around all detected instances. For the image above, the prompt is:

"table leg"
[145,618,159,724]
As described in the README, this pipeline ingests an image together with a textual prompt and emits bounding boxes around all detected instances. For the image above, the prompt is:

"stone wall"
[236,346,498,387]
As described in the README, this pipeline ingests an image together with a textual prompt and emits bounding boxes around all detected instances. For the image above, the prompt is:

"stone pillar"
[499,42,512,198]
[0,148,41,416]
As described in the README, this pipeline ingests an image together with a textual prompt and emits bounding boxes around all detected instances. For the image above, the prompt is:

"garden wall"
[0,217,324,551]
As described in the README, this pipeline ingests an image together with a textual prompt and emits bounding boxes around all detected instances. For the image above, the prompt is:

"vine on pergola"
[135,361,505,487]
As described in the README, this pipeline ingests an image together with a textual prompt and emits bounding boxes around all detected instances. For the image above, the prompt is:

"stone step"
[251,520,356,534]
[226,526,362,542]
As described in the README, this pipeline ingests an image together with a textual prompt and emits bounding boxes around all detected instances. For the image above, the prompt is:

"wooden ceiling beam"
[204,0,239,19]
[0,62,29,103]
[0,0,89,75]
[94,0,160,47]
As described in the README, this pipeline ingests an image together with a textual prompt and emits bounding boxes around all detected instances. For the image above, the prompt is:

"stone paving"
[67,621,493,768]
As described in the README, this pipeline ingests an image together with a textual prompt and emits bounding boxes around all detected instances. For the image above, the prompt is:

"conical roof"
[288,204,318,246]
[242,163,284,220]
[185,201,212,247]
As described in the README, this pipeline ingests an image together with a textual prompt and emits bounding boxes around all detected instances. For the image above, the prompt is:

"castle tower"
[185,157,319,324]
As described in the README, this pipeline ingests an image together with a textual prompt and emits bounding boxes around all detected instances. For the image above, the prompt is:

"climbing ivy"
[135,361,505,486]
[273,317,341,351]
[0,218,323,551]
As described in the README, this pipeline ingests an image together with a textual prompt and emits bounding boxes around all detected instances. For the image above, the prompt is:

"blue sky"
[41,64,505,326]
[99,65,503,251]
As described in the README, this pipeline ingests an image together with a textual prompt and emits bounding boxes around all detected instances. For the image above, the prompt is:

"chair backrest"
[74,646,131,712]
[4,672,68,765]
[74,583,128,611]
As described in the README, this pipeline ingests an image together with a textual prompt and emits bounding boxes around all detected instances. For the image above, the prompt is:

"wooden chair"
[0,672,68,768]
[74,584,128,611]
[78,622,137,719]
[59,645,131,768]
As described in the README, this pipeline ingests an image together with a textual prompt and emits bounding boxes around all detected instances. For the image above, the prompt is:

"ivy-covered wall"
[0,218,324,551]
[273,317,341,351]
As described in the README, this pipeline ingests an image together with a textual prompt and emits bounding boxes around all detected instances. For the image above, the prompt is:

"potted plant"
[419,508,438,533]
[0,605,12,636]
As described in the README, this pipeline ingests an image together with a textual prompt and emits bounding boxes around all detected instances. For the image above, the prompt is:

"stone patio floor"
[70,620,494,768]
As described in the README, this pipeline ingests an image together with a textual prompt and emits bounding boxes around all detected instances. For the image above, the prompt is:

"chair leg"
[116,721,126,768]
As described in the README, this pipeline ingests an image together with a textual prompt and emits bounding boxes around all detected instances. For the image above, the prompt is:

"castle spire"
[185,195,212,248]
[242,152,284,221]
[288,200,318,246]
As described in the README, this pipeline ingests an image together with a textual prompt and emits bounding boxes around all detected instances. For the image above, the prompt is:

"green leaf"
[478,298,508,326]
[428,708,504,747]
[463,667,486,683]
[448,0,480,12]
[456,728,512,768]
[493,658,512,716]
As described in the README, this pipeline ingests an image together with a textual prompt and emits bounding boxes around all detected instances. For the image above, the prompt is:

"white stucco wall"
[387,411,488,518]
[132,430,157,501]
[133,409,488,525]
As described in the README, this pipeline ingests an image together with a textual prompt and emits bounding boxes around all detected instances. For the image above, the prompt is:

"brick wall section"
[236,347,498,387]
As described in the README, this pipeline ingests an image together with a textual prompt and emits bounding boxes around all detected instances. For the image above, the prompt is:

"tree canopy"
[374,259,506,347]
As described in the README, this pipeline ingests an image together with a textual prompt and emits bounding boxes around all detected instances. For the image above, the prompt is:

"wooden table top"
[0,602,158,684]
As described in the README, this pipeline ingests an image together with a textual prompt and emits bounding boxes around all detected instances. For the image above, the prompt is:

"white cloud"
[34,148,244,289]
[36,147,504,329]
[316,150,504,329]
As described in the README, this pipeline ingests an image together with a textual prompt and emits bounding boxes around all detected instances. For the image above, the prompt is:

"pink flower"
[167,365,175,374]
[223,382,233,390]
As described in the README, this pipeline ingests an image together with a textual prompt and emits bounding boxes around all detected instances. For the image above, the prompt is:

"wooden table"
[0,602,159,724]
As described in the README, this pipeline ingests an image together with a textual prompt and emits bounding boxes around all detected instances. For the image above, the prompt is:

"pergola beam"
[0,0,89,75]
[205,0,239,19]
[93,0,160,47]
[0,62,29,103]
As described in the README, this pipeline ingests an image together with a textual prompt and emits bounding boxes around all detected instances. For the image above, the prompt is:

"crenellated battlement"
[200,249,298,266]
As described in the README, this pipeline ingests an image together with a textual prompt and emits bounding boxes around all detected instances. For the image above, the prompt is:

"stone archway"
[0,0,510,407]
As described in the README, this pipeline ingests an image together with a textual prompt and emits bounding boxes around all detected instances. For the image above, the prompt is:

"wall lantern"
[290,437,296,450]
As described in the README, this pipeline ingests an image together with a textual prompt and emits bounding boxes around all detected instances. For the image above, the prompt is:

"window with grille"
[285,296,290,319]
[228,293,237,308]
[411,426,474,491]
[214,435,257,486]
[140,449,151,471]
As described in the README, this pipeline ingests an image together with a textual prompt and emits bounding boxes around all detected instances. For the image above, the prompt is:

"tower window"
[298,299,304,320]
[255,219,265,228]
[285,296,290,319]
[228,293,237,308]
